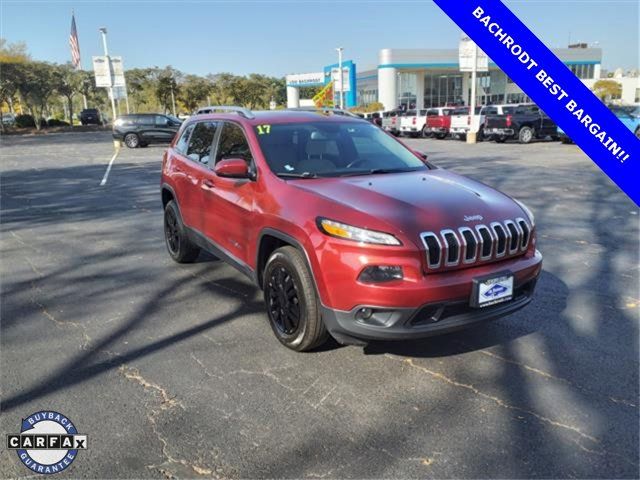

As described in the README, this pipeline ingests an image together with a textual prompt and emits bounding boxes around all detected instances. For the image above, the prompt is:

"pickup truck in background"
[484,104,557,143]
[399,109,428,137]
[450,105,520,140]
[381,110,402,136]
[425,107,455,139]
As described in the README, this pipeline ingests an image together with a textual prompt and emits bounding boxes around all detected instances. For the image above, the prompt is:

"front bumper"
[319,249,542,344]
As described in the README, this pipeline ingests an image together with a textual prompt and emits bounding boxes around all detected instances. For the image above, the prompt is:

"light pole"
[467,42,478,144]
[335,47,344,109]
[99,27,117,123]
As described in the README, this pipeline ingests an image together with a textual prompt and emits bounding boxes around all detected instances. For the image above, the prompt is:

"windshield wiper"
[336,168,420,177]
[276,172,318,179]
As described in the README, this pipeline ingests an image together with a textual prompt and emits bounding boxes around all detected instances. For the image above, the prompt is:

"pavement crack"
[119,365,219,478]
[389,356,598,444]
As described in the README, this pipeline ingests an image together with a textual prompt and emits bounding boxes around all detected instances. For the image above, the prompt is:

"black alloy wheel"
[266,265,301,335]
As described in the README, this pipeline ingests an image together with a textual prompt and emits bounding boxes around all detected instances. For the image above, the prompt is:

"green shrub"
[15,114,36,128]
[47,119,70,127]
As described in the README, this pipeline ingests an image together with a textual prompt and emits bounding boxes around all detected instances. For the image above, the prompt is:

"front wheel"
[263,246,329,351]
[518,126,534,144]
[124,133,140,148]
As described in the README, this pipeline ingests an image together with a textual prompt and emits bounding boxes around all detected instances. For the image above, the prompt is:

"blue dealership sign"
[434,0,640,206]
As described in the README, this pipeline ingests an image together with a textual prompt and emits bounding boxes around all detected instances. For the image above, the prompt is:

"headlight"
[514,199,535,226]
[317,218,401,246]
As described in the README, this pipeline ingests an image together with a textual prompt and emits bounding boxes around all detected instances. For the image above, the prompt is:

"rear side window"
[427,109,438,116]
[137,115,155,126]
[175,124,195,155]
[215,123,253,165]
[186,121,217,165]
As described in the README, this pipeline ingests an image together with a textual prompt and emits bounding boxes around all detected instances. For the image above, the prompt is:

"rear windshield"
[83,109,98,114]
[254,121,427,178]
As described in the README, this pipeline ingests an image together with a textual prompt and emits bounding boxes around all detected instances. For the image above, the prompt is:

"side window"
[175,124,195,155]
[139,115,155,126]
[215,123,253,165]
[186,121,217,165]
[155,115,169,127]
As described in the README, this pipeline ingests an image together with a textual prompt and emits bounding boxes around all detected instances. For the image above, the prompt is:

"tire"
[518,126,534,144]
[635,128,640,139]
[263,246,329,351]
[495,136,507,143]
[436,133,447,139]
[421,127,428,138]
[124,133,140,148]
[477,127,485,142]
[163,201,200,263]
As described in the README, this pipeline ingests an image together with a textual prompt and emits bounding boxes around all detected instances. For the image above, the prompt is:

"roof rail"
[195,105,255,119]
[286,107,361,119]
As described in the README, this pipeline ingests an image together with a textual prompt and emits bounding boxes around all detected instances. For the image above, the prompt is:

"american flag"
[69,13,81,70]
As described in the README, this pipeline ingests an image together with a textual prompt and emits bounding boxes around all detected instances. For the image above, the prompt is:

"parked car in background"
[113,113,182,148]
[425,107,455,139]
[610,107,640,138]
[79,108,102,125]
[1,113,16,126]
[484,104,557,143]
[381,110,402,135]
[399,109,428,137]
[364,111,382,127]
[451,105,521,140]
[557,126,572,144]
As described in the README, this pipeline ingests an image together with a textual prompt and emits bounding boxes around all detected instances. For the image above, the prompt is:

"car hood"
[291,169,525,241]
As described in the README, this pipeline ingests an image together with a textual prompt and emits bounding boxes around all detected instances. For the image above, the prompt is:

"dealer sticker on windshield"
[471,272,514,308]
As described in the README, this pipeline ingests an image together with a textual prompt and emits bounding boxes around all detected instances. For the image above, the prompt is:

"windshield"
[254,121,427,178]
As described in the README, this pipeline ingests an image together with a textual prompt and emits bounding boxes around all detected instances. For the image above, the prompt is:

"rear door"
[200,121,256,263]
[137,115,157,142]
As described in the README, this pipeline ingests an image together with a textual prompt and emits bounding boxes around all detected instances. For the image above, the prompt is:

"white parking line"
[100,143,121,186]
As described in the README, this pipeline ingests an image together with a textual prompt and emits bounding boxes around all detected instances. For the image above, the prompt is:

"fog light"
[356,308,373,320]
[358,265,403,283]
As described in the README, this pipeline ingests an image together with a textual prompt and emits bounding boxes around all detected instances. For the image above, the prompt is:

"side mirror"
[415,151,428,161]
[214,158,250,178]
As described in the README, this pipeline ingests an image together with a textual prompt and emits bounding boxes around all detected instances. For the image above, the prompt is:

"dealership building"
[356,46,604,111]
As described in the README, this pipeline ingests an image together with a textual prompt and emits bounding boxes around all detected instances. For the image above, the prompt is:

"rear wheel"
[164,201,200,263]
[421,126,428,138]
[436,132,447,140]
[263,246,328,351]
[124,133,140,148]
[518,126,534,144]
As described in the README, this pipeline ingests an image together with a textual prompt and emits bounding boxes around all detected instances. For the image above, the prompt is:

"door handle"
[201,179,215,190]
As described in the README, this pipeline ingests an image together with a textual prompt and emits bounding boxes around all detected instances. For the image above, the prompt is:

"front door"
[201,121,256,264]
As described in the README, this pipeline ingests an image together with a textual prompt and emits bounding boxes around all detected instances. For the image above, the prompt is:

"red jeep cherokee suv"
[161,107,542,351]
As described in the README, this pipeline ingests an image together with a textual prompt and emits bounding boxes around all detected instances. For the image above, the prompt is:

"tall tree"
[592,79,622,102]
[54,64,82,125]
[14,62,57,130]
[178,75,211,112]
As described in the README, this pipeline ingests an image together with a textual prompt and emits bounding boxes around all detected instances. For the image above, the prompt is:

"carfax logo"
[6,411,87,474]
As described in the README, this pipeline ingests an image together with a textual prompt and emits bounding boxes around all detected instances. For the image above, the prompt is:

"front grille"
[420,218,531,271]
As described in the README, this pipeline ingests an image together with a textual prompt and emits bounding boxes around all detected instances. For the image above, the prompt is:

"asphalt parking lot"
[1,131,638,478]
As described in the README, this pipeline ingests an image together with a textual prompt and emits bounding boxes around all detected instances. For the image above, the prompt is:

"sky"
[1,0,638,77]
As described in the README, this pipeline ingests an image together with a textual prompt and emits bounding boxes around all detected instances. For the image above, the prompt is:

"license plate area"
[470,271,514,308]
